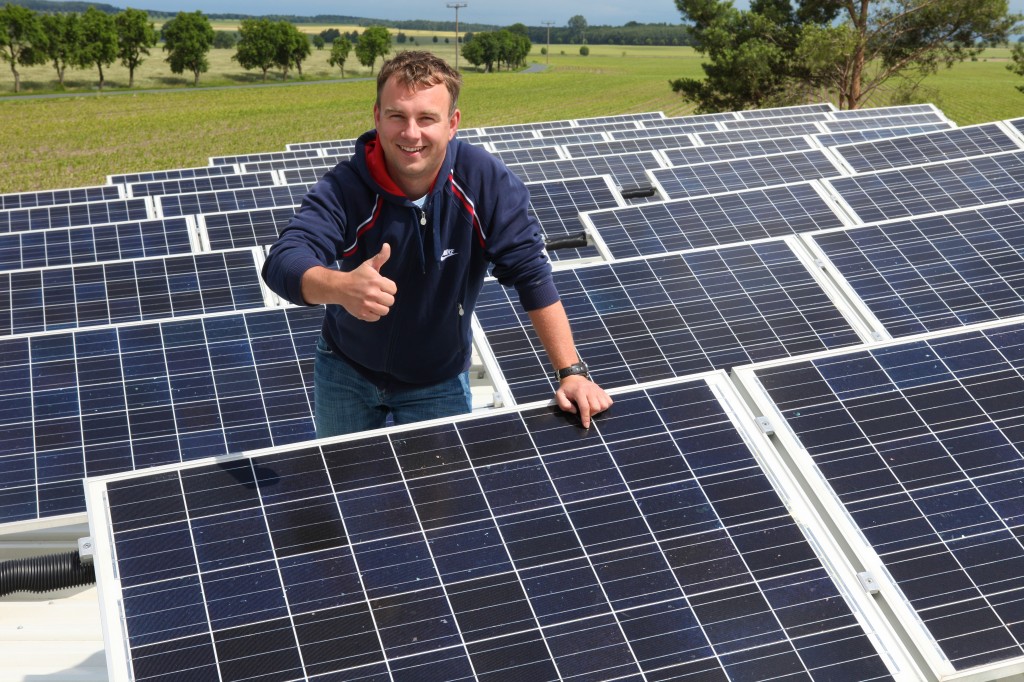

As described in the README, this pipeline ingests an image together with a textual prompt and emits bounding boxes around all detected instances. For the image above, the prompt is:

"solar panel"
[822,150,1024,224]
[108,164,242,186]
[562,134,695,158]
[209,148,325,166]
[721,112,833,129]
[0,217,195,271]
[642,112,737,126]
[1008,117,1024,138]
[0,249,268,335]
[472,118,574,134]
[475,240,867,405]
[198,207,297,250]
[286,138,357,151]
[526,176,623,262]
[581,182,850,259]
[831,103,942,119]
[650,150,846,200]
[734,319,1024,678]
[279,167,332,185]
[821,112,949,132]
[0,185,124,211]
[0,305,322,523]
[463,130,543,143]
[736,103,836,118]
[154,184,312,218]
[508,152,665,201]
[126,172,280,199]
[830,123,1023,173]
[490,146,565,164]
[0,198,154,234]
[813,123,955,148]
[242,154,347,174]
[487,133,608,152]
[576,111,666,125]
[543,121,643,136]
[82,372,903,682]
[805,201,1024,338]
[662,137,816,166]
[697,123,826,145]
[609,122,723,139]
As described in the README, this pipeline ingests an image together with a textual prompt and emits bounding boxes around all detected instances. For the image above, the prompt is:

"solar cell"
[0,249,268,335]
[475,240,867,405]
[83,373,902,682]
[735,319,1024,678]
[154,184,312,218]
[0,305,322,522]
[661,137,816,166]
[0,198,154,234]
[806,201,1024,337]
[0,185,124,211]
[650,150,846,200]
[830,123,1023,173]
[581,182,850,259]
[0,218,195,271]
[822,150,1024,224]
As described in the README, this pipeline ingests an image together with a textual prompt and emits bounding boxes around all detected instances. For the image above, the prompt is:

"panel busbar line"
[84,374,902,682]
[474,239,867,406]
[734,319,1024,679]
[806,200,1024,339]
[0,305,323,523]
[580,182,850,260]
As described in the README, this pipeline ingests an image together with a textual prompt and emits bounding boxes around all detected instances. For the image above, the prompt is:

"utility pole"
[446,3,467,71]
[542,21,554,64]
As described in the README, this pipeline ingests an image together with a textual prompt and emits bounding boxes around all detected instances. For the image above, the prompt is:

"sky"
[146,0,1024,27]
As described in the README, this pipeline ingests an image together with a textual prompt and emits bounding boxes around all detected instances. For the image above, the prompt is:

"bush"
[579,45,589,56]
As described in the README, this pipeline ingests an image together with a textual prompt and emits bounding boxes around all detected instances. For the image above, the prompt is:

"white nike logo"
[441,248,457,261]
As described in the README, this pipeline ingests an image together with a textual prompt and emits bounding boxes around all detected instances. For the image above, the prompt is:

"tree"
[797,0,1018,109]
[39,11,80,87]
[1011,41,1024,94]
[234,17,278,81]
[319,27,340,43]
[567,14,588,44]
[0,3,46,93]
[114,8,157,88]
[77,7,117,91]
[327,35,352,76]
[672,0,1019,112]
[312,34,324,50]
[212,30,237,49]
[281,23,310,78]
[355,25,390,74]
[162,10,214,86]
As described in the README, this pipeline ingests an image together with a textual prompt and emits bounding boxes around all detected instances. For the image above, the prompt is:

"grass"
[2,43,1022,195]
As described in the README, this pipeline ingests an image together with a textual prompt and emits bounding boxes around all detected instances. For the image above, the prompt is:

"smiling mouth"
[398,145,426,153]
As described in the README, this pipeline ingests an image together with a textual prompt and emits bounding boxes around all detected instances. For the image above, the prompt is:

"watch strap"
[555,360,590,382]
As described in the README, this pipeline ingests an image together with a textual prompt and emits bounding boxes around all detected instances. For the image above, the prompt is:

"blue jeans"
[313,335,473,437]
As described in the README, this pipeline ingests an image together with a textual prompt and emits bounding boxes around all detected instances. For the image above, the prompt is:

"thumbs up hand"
[299,244,398,322]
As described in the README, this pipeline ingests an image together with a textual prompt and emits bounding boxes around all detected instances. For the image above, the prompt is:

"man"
[262,51,612,437]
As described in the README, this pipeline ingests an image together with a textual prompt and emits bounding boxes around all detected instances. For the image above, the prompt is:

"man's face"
[373,76,460,197]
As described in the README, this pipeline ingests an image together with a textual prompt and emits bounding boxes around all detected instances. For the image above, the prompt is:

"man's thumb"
[370,243,391,271]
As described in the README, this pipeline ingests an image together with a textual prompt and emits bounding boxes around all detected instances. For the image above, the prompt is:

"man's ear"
[449,108,461,140]
[373,102,381,129]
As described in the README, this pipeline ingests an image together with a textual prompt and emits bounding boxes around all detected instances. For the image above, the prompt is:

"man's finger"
[370,243,391,271]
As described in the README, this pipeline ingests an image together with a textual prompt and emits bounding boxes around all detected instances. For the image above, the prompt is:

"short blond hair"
[376,51,462,117]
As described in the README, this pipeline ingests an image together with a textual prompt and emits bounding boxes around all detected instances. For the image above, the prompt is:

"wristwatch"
[555,360,590,382]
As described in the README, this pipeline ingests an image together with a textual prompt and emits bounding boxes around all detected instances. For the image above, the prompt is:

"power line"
[446,3,467,72]
[542,21,554,64]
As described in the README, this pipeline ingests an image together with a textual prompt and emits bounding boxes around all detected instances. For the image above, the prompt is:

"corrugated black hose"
[0,550,95,596]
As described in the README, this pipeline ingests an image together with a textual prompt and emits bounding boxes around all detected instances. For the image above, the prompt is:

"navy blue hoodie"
[261,130,559,384]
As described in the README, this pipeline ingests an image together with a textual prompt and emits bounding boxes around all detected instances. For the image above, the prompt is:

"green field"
[2,43,1022,194]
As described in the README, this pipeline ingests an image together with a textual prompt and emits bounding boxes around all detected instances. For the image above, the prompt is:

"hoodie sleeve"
[470,149,559,312]
[261,170,352,306]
